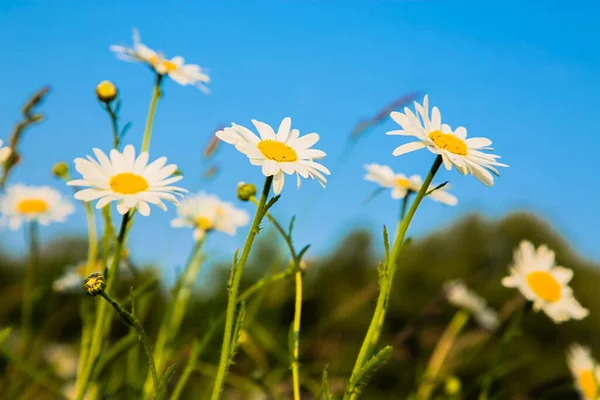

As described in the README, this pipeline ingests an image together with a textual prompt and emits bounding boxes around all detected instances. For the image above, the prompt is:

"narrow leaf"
[316,365,333,400]
[382,225,390,266]
[426,181,449,196]
[288,215,296,237]
[297,244,311,263]
[349,346,393,396]
[362,187,387,204]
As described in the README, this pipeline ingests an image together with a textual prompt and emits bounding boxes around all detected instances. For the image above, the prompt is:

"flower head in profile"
[501,240,588,323]
[68,145,187,216]
[444,279,499,330]
[216,117,330,194]
[0,139,11,164]
[0,184,74,230]
[364,163,457,206]
[386,95,508,186]
[110,29,210,93]
[567,344,600,400]
[171,192,250,240]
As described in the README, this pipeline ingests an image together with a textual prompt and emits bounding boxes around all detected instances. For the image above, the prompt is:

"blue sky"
[1,1,599,281]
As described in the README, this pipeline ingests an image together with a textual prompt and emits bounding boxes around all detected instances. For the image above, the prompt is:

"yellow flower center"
[109,172,149,195]
[428,130,468,156]
[17,198,49,214]
[196,216,213,231]
[395,177,411,189]
[257,140,298,162]
[149,55,178,73]
[578,370,597,399]
[526,271,561,302]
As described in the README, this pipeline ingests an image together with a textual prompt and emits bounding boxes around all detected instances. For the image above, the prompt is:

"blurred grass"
[0,211,594,399]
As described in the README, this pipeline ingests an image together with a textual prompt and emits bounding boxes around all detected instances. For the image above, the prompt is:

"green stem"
[344,156,442,400]
[92,332,137,381]
[141,74,163,153]
[142,239,204,399]
[416,310,470,400]
[20,221,39,355]
[291,269,303,400]
[75,212,131,400]
[99,291,159,397]
[400,191,412,221]
[210,176,273,400]
[478,305,524,400]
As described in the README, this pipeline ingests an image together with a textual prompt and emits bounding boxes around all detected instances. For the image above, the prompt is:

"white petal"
[392,142,426,156]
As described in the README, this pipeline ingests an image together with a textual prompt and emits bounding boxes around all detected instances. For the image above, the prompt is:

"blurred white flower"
[216,117,330,194]
[171,193,250,241]
[443,279,499,330]
[567,344,600,400]
[0,184,74,230]
[68,145,187,216]
[364,163,457,206]
[386,95,507,186]
[42,343,78,379]
[501,240,588,323]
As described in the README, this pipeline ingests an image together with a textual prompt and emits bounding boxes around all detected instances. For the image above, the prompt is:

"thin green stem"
[400,191,412,221]
[20,221,39,355]
[141,74,163,153]
[142,239,204,399]
[99,291,159,397]
[75,212,131,400]
[291,269,303,400]
[344,156,442,400]
[92,332,137,381]
[416,310,470,400]
[210,176,273,400]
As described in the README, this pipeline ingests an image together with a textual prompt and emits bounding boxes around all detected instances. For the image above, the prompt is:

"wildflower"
[0,139,11,164]
[237,182,257,201]
[52,161,69,179]
[83,272,106,296]
[110,29,210,93]
[67,144,187,216]
[96,80,118,103]
[171,192,250,241]
[567,344,600,400]
[364,163,457,206]
[42,344,78,379]
[501,240,588,323]
[216,117,330,194]
[444,279,499,330]
[386,95,507,186]
[0,184,75,230]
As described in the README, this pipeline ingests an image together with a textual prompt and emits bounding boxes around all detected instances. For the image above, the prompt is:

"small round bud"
[83,272,106,296]
[444,376,461,395]
[96,81,118,103]
[52,161,69,178]
[237,182,257,202]
[237,329,249,345]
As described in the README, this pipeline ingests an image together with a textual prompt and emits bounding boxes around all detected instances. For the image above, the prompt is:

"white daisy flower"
[443,279,499,330]
[110,29,210,93]
[0,184,74,230]
[0,139,11,164]
[386,95,508,186]
[364,163,457,206]
[216,117,330,195]
[170,192,250,241]
[42,344,79,379]
[67,144,187,217]
[567,344,600,400]
[501,240,588,323]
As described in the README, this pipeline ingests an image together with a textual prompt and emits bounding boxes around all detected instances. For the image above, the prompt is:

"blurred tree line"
[0,211,597,399]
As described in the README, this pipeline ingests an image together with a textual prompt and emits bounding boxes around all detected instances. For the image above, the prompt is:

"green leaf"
[297,244,311,263]
[362,187,387,204]
[426,181,449,196]
[382,225,390,267]
[156,364,178,400]
[288,215,296,237]
[228,301,246,366]
[348,346,393,396]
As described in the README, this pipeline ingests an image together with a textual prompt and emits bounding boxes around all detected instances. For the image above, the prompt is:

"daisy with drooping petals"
[170,192,250,241]
[501,240,588,323]
[67,144,187,216]
[444,279,499,330]
[364,163,457,206]
[567,344,600,400]
[216,117,330,195]
[110,29,210,93]
[0,139,11,164]
[386,95,508,186]
[0,184,74,230]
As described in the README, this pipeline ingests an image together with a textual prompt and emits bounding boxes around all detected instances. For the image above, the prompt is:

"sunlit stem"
[291,268,303,400]
[345,155,442,400]
[210,176,273,400]
[19,221,39,355]
[142,238,204,399]
[141,74,164,153]
[416,310,470,400]
[75,212,132,400]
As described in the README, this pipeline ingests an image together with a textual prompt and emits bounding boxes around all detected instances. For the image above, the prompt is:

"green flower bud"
[52,161,69,178]
[96,80,118,103]
[83,272,106,296]
[237,182,257,202]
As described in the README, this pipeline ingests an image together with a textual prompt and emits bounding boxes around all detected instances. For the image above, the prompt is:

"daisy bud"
[52,161,69,179]
[83,272,106,296]
[237,182,256,202]
[444,376,461,395]
[96,80,118,103]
